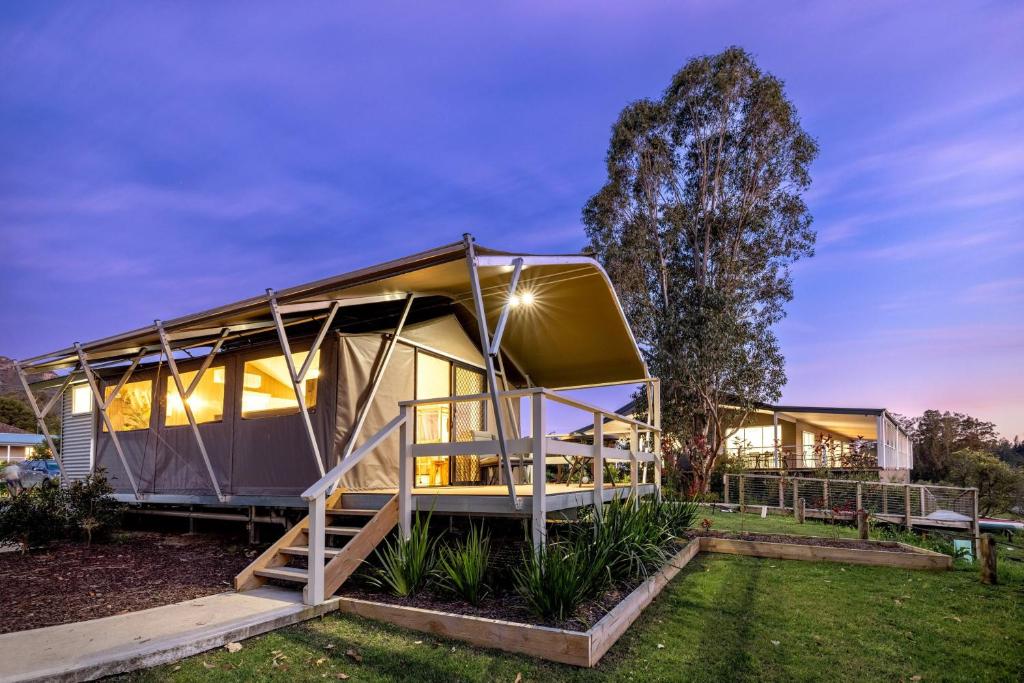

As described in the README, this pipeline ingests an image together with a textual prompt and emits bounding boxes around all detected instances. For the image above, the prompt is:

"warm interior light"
[509,290,535,308]
[509,293,522,307]
[520,291,535,306]
[212,368,225,384]
[243,372,263,389]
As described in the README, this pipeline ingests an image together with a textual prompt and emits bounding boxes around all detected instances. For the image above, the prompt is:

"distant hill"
[0,356,57,397]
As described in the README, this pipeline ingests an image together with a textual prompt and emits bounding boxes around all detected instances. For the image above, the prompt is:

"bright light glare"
[509,293,522,307]
[520,291,535,306]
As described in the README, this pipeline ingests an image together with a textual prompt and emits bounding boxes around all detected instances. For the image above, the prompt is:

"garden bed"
[0,531,256,634]
[688,530,952,569]
[335,538,701,667]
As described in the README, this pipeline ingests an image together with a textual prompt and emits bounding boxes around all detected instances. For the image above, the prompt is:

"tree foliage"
[584,47,817,491]
[944,449,1023,517]
[896,410,1000,482]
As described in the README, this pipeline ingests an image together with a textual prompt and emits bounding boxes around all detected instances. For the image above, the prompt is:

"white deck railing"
[397,387,662,549]
[298,386,663,603]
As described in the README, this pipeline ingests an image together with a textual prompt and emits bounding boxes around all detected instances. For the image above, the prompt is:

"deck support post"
[772,411,780,468]
[268,289,340,478]
[904,485,912,529]
[339,293,414,474]
[531,392,547,549]
[592,412,604,518]
[398,406,413,540]
[629,424,639,506]
[463,234,521,510]
[75,344,146,500]
[13,360,75,483]
[156,322,229,502]
[305,493,326,605]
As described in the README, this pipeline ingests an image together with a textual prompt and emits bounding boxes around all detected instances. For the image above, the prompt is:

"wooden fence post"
[796,497,805,524]
[972,488,981,557]
[857,509,868,540]
[778,478,785,509]
[856,482,863,512]
[979,534,997,585]
[738,475,745,513]
[723,473,730,505]
[792,478,799,518]
[822,480,830,511]
[904,485,912,529]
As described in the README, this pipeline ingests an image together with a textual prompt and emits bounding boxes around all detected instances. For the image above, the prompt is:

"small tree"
[66,469,122,545]
[945,449,1023,516]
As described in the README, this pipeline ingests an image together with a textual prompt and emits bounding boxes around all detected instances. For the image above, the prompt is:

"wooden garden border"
[699,535,952,570]
[333,534,949,667]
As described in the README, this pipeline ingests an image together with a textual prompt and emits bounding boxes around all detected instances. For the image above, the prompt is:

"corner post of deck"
[629,424,639,507]
[305,492,326,606]
[398,404,413,540]
[531,392,547,549]
[651,378,662,501]
[592,411,604,518]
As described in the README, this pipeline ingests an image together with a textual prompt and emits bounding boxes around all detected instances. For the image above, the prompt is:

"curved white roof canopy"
[21,240,648,389]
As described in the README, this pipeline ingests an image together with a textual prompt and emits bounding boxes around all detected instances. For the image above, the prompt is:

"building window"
[165,366,226,427]
[240,350,319,419]
[104,380,153,432]
[71,384,92,415]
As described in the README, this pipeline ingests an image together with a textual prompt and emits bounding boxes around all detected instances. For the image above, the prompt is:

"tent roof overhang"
[19,239,648,389]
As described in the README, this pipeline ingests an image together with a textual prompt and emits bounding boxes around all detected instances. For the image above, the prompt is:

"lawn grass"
[124,514,1024,682]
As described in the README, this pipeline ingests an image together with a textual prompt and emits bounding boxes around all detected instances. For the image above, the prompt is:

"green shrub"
[371,511,437,596]
[513,535,607,621]
[0,484,68,552]
[434,522,491,605]
[67,469,123,545]
[658,496,701,536]
[587,495,670,581]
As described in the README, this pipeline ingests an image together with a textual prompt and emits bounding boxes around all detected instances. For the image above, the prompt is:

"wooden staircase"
[234,489,398,603]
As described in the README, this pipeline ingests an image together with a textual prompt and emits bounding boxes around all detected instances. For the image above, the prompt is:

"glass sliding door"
[414,353,452,487]
[413,350,488,488]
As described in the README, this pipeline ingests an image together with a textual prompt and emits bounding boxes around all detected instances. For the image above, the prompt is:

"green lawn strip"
[699,508,861,538]
[124,552,1023,682]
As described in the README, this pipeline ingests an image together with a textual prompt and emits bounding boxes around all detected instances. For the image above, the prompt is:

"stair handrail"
[302,412,408,501]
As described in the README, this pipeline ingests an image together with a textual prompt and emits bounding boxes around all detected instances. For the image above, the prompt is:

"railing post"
[531,392,547,550]
[652,379,662,501]
[629,424,639,506]
[724,473,730,505]
[792,478,799,518]
[778,477,785,509]
[592,411,604,518]
[305,493,326,606]
[398,406,412,540]
[920,488,928,517]
[904,484,912,529]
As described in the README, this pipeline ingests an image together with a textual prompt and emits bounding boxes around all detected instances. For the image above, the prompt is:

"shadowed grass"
[122,544,1023,682]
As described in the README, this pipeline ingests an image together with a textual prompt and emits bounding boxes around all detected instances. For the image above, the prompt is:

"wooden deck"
[342,482,655,517]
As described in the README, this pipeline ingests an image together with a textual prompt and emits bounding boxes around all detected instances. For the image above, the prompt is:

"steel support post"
[156,322,228,502]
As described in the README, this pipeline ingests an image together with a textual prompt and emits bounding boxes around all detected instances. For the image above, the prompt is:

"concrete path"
[0,587,338,682]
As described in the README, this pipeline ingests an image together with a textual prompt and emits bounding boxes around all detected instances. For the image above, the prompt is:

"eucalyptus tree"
[584,47,818,491]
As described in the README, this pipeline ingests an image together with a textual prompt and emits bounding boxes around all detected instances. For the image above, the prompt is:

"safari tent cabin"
[17,236,661,522]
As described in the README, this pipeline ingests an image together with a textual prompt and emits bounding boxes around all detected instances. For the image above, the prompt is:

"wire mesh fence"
[721,473,978,531]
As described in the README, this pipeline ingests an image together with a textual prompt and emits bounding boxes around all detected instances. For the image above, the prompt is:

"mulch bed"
[0,531,257,634]
[684,529,918,552]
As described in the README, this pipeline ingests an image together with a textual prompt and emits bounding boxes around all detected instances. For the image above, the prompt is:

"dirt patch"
[0,531,257,634]
[685,530,920,552]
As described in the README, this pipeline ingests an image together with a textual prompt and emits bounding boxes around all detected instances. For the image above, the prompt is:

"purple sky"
[1,3,1022,438]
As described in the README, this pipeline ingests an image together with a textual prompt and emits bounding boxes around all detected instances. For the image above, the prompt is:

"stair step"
[327,507,378,516]
[325,526,363,536]
[280,546,343,558]
[254,566,308,583]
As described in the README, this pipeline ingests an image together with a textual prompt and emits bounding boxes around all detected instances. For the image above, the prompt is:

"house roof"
[0,425,45,446]
[18,238,648,390]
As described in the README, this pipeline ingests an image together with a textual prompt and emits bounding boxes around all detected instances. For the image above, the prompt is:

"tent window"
[240,350,319,419]
[71,384,92,415]
[103,380,153,432]
[165,366,226,427]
